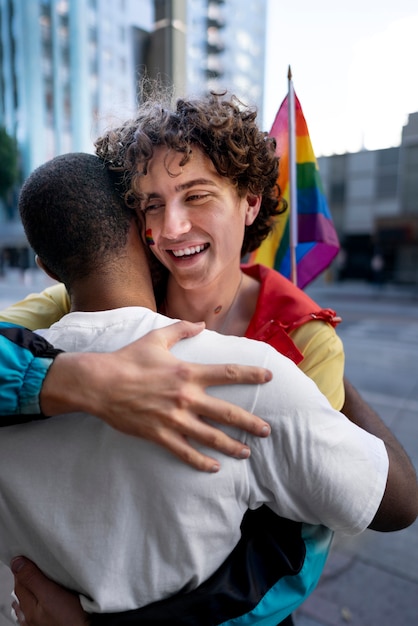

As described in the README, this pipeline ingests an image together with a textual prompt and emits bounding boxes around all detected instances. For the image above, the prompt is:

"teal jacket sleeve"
[0,322,63,422]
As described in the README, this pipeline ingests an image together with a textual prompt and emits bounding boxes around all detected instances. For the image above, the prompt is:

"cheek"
[144,212,163,246]
[144,224,165,263]
[145,228,155,246]
[148,243,164,266]
[144,213,163,240]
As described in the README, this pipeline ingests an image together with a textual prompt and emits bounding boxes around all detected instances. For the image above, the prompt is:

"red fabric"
[242,264,341,365]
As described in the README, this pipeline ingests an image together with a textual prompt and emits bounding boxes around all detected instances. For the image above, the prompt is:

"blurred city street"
[0,271,417,625]
[294,279,418,626]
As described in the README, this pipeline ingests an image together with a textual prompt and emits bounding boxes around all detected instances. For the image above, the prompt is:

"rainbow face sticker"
[145,228,155,246]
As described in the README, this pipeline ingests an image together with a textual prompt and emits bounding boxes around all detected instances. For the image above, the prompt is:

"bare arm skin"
[41,320,272,473]
[342,377,418,531]
[11,558,89,626]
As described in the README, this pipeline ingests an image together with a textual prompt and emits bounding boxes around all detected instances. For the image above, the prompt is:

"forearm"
[40,352,112,416]
[342,377,418,530]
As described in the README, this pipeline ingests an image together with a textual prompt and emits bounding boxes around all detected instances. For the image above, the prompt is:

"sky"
[263,0,418,156]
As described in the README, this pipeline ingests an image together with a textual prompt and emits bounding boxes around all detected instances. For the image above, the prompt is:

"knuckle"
[165,410,185,428]
[181,447,197,465]
[175,362,194,383]
[222,405,235,425]
[224,364,239,381]
[174,386,196,410]
[157,408,188,431]
[203,428,224,448]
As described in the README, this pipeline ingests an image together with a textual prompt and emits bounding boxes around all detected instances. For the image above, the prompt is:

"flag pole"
[287,65,298,285]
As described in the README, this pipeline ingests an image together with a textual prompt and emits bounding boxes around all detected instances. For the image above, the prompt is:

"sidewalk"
[295,278,418,625]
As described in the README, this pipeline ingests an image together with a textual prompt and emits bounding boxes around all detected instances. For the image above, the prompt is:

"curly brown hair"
[95,90,287,260]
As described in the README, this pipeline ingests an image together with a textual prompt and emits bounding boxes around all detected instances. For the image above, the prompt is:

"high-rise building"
[0,0,152,178]
[0,0,267,179]
[186,0,266,112]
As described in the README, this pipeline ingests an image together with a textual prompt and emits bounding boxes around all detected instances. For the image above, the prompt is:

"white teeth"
[172,245,205,257]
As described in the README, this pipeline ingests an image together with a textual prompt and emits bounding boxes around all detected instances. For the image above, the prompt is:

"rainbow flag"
[249,92,339,289]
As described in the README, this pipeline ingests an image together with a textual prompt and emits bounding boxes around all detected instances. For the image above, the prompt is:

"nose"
[161,202,192,240]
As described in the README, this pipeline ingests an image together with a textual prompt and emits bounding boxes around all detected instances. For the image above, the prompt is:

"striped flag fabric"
[249,93,339,289]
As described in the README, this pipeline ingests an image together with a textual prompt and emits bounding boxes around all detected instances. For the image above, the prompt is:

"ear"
[35,255,60,282]
[244,194,262,226]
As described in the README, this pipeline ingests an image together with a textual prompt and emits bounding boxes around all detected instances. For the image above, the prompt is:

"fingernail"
[260,425,271,436]
[10,557,26,574]
[239,447,250,459]
[211,463,220,473]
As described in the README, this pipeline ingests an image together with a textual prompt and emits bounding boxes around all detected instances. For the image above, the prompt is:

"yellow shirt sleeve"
[0,283,70,331]
[289,320,345,411]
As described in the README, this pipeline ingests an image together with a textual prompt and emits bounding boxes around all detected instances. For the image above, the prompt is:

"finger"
[118,390,271,443]
[156,428,223,473]
[153,417,258,471]
[150,320,206,349]
[186,391,271,437]
[194,362,273,386]
[11,557,42,603]
[12,584,34,624]
[11,599,25,625]
[179,419,253,459]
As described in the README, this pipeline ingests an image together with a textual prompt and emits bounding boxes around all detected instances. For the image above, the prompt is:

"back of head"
[19,152,134,288]
[95,86,286,257]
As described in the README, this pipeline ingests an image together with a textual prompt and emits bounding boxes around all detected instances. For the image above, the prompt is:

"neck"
[69,241,157,313]
[69,227,157,313]
[163,270,259,335]
[70,269,157,313]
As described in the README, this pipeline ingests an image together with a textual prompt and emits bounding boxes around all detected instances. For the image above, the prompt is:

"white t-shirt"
[0,307,388,613]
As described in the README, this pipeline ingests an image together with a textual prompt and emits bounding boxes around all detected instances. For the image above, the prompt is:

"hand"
[11,557,89,626]
[41,320,272,472]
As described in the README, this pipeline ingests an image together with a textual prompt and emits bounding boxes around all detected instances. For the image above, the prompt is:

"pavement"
[294,278,418,626]
[0,270,417,625]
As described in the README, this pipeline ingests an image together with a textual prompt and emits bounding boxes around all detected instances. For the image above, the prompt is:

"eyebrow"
[174,178,218,192]
[139,178,218,202]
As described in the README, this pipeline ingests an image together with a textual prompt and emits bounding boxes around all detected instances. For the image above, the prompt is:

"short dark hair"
[19,152,134,288]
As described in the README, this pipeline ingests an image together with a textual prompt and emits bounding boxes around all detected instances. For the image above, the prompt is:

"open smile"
[168,243,209,258]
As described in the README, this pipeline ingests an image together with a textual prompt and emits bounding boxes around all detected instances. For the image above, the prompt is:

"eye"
[186,192,211,203]
[142,200,164,214]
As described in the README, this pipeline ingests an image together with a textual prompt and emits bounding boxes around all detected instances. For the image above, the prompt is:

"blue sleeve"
[0,322,63,422]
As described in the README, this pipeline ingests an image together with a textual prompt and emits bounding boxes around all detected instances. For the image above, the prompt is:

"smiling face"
[138,146,260,292]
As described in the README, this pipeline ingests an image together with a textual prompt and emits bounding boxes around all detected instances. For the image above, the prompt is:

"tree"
[0,126,18,201]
